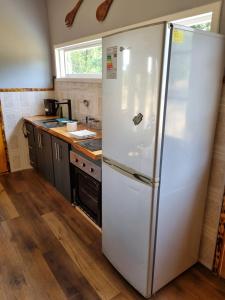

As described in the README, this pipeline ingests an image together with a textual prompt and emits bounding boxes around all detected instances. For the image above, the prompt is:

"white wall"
[46,0,225,46]
[0,0,52,88]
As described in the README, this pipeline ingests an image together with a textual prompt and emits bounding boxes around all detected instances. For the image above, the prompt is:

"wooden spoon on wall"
[65,0,84,28]
[96,0,114,22]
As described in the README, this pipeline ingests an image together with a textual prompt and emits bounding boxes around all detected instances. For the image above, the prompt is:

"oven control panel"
[70,151,101,182]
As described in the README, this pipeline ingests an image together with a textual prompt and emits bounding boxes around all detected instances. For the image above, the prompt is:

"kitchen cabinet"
[25,122,37,169]
[34,128,54,185]
[52,136,71,201]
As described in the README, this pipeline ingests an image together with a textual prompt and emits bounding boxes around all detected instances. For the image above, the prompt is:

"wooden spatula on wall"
[96,0,114,22]
[65,0,84,28]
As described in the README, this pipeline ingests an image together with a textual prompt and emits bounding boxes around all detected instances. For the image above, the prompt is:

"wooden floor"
[0,170,225,300]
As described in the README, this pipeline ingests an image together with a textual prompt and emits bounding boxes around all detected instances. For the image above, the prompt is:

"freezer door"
[153,26,225,293]
[102,23,165,178]
[102,162,156,297]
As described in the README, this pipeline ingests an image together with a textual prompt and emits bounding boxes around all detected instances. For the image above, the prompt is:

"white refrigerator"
[102,22,225,298]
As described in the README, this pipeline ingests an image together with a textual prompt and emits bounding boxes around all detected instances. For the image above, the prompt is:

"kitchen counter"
[24,115,102,160]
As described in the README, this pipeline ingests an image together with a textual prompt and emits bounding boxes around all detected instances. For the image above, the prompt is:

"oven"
[70,150,102,227]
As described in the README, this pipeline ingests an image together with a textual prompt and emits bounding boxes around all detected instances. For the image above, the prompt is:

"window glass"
[173,12,212,31]
[55,39,102,79]
[65,45,102,75]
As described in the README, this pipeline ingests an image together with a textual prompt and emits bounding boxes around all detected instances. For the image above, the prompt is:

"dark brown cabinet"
[25,122,37,169]
[34,128,54,185]
[52,136,71,201]
[25,122,73,202]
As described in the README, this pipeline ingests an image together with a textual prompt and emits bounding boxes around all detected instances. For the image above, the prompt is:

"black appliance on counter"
[70,148,102,227]
[44,99,72,120]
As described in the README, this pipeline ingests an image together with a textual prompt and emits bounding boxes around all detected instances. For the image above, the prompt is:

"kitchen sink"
[42,119,64,128]
[36,118,77,129]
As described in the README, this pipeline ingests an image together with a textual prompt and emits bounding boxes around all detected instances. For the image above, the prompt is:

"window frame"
[55,39,102,80]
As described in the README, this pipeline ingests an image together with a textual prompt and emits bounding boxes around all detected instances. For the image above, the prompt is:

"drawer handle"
[58,145,61,161]
[55,143,58,160]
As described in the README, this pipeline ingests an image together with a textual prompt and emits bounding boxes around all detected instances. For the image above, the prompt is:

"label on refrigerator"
[106,46,117,79]
[173,29,184,44]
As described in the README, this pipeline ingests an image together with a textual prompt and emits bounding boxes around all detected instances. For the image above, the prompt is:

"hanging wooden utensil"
[65,0,84,28]
[96,0,114,22]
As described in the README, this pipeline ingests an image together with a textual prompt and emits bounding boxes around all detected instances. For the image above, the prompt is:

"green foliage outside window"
[191,22,211,31]
[65,46,102,75]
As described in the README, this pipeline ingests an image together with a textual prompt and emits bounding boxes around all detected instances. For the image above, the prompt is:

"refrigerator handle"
[103,156,159,187]
[133,113,143,126]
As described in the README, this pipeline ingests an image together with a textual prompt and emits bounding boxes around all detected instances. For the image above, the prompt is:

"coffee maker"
[44,99,59,116]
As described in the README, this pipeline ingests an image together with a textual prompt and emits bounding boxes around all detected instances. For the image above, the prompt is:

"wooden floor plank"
[44,250,100,300]
[43,211,120,300]
[0,222,36,300]
[0,169,225,300]
[3,197,100,300]
[0,183,19,222]
[2,219,68,300]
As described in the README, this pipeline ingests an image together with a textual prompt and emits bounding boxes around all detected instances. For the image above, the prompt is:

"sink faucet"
[57,99,72,120]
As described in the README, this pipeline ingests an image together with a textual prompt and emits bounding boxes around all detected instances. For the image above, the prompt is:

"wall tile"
[54,80,102,122]
[0,91,53,172]
[0,81,101,172]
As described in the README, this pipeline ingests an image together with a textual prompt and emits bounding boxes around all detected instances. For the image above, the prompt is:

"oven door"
[74,167,102,227]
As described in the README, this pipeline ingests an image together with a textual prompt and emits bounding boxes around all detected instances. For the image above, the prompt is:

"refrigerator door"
[102,23,165,178]
[102,161,157,297]
[153,26,225,293]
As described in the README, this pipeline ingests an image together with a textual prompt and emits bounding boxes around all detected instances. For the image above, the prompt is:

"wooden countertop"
[24,116,102,160]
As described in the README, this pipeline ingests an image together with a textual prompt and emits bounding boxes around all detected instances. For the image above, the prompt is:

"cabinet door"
[25,122,37,169]
[34,128,54,185]
[52,136,71,201]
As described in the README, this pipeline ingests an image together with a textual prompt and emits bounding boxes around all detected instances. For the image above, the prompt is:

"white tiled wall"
[0,80,102,172]
[54,80,102,122]
[0,91,54,171]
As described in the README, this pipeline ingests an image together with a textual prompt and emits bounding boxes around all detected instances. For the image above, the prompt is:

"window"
[173,12,213,31]
[55,39,102,79]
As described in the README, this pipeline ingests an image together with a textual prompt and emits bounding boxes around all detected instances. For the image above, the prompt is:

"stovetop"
[78,139,102,152]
